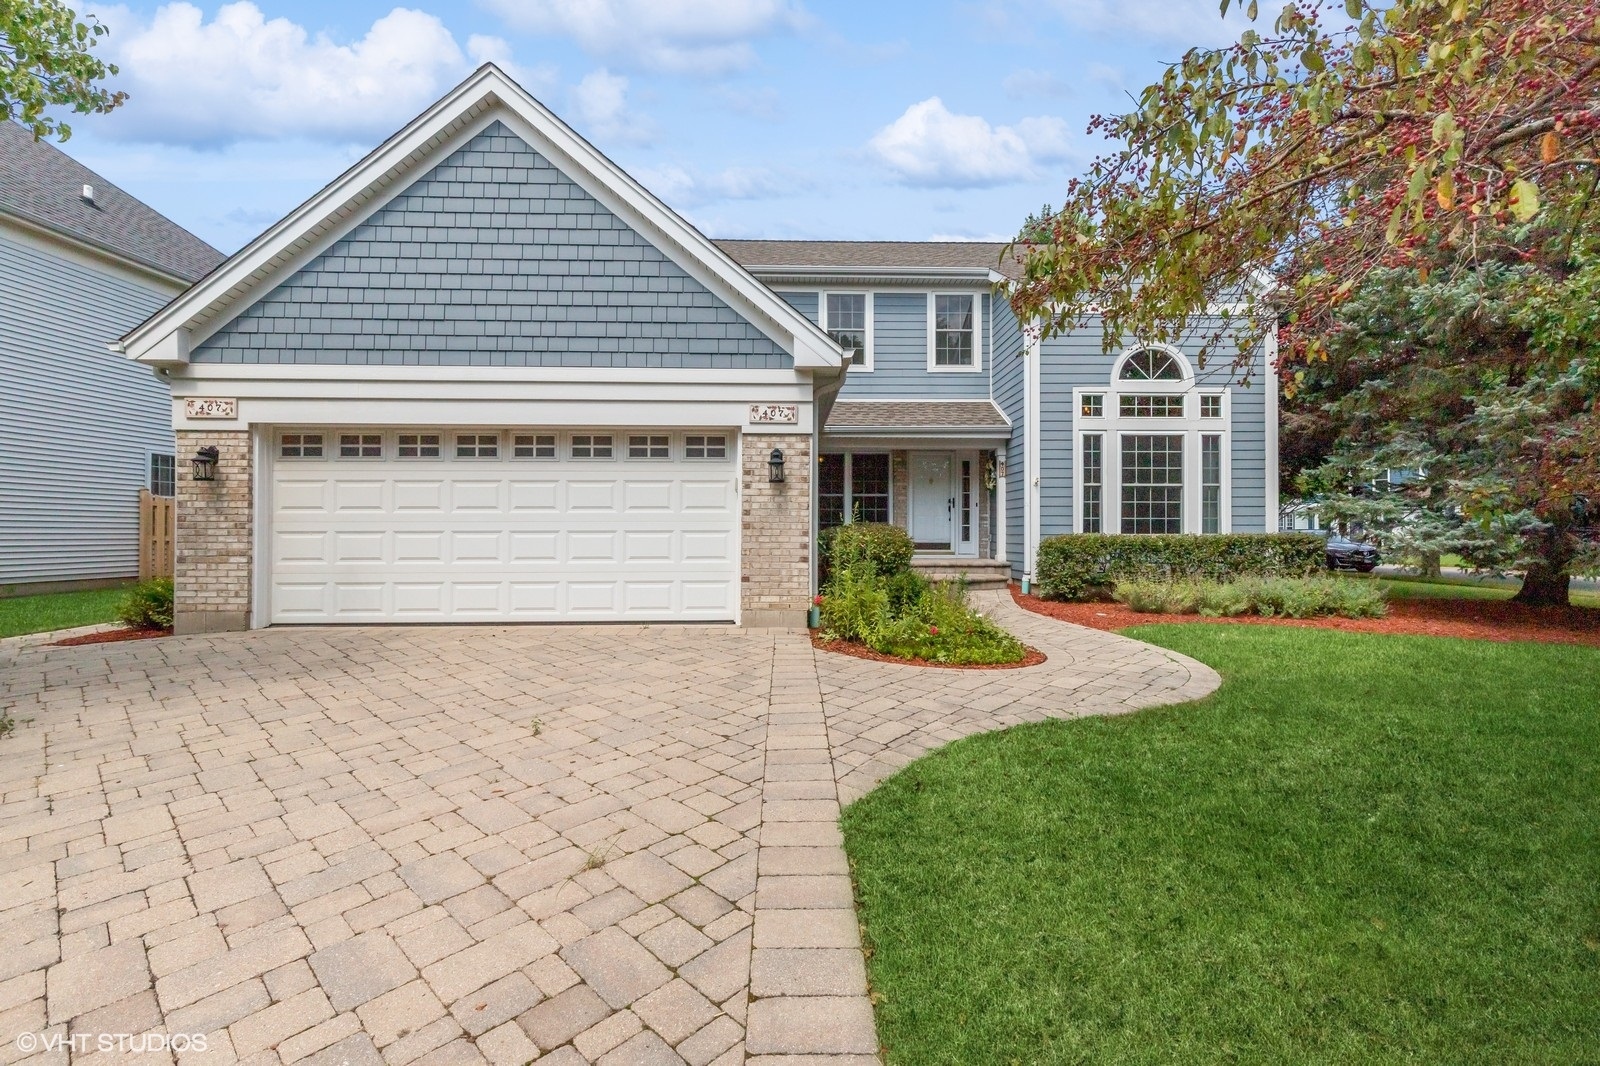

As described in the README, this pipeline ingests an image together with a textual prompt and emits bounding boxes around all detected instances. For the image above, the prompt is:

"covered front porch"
[819,400,1011,585]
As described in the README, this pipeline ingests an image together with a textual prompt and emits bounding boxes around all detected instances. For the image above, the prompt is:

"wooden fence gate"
[139,490,174,580]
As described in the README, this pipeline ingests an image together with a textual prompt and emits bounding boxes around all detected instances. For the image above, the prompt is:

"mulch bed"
[49,627,170,647]
[811,633,1047,669]
[1012,585,1600,649]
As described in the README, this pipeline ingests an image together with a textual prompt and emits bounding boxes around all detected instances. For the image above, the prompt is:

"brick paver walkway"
[0,591,1217,1065]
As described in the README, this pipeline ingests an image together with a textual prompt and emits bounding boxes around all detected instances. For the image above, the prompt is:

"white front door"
[266,428,740,623]
[909,452,953,548]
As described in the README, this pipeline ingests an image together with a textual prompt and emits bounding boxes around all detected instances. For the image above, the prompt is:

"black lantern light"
[768,447,786,483]
[191,446,220,482]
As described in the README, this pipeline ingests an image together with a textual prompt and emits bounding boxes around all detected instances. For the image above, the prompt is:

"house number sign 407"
[748,403,798,424]
[184,397,237,419]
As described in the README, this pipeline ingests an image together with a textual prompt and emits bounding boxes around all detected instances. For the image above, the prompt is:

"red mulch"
[49,627,169,647]
[1011,585,1600,649]
[811,633,1047,669]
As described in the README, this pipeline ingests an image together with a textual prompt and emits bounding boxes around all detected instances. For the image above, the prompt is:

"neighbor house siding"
[990,299,1027,578]
[0,229,176,587]
[194,121,791,369]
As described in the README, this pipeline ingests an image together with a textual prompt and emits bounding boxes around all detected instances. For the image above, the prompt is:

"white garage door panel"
[269,445,739,623]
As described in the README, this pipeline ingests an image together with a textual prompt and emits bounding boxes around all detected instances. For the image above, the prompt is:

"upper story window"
[1119,347,1187,382]
[824,293,870,369]
[930,294,979,371]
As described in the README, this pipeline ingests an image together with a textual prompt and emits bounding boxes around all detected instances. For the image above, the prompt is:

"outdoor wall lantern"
[191,446,220,482]
[768,448,786,483]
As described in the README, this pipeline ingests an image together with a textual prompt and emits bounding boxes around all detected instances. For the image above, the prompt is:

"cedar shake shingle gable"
[0,121,223,283]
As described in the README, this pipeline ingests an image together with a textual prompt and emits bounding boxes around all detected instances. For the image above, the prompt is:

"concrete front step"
[910,558,1011,589]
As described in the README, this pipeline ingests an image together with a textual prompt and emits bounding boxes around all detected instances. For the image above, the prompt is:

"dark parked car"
[1310,529,1381,572]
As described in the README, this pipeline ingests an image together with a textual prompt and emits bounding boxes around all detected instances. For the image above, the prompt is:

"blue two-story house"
[120,65,1277,632]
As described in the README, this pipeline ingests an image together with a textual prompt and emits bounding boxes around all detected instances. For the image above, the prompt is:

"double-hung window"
[931,294,978,369]
[1121,434,1185,534]
[824,293,870,369]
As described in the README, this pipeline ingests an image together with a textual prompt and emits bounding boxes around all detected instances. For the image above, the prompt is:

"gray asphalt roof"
[0,122,224,283]
[715,239,1022,279]
[826,400,1011,430]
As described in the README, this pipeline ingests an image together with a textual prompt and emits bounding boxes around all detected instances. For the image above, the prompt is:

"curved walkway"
[0,601,1216,1065]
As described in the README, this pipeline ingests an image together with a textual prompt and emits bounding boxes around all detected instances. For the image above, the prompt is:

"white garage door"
[267,429,739,623]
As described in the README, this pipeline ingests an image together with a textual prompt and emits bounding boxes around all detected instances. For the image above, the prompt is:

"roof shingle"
[826,400,1011,431]
[0,122,224,283]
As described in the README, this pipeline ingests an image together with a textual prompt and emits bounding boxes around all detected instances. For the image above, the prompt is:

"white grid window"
[397,433,441,458]
[339,433,383,458]
[933,294,975,367]
[1121,435,1184,534]
[280,433,324,458]
[1120,395,1186,418]
[1200,394,1224,418]
[684,434,728,459]
[1119,348,1186,381]
[149,454,176,497]
[571,434,613,459]
[513,434,557,459]
[1202,434,1223,534]
[1081,434,1103,533]
[1081,394,1104,418]
[628,435,670,459]
[456,434,499,458]
[825,293,868,367]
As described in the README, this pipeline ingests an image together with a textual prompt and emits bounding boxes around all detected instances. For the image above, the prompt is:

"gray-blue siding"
[774,290,992,399]
[194,121,791,369]
[989,300,1027,578]
[1036,327,1272,537]
[0,230,177,585]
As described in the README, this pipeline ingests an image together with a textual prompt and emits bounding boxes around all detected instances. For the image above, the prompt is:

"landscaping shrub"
[822,522,915,581]
[1036,533,1325,601]
[819,562,1026,665]
[117,578,174,630]
[1113,576,1387,619]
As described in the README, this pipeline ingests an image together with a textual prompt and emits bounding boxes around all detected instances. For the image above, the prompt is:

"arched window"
[1118,347,1187,382]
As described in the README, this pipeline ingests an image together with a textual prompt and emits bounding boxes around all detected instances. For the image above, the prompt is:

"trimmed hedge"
[821,522,915,582]
[1035,533,1325,601]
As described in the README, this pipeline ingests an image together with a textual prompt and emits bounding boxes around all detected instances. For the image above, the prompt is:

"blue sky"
[62,0,1251,253]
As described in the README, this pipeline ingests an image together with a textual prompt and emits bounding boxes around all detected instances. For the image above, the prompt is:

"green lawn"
[842,626,1600,1065]
[0,586,129,638]
[1366,573,1600,608]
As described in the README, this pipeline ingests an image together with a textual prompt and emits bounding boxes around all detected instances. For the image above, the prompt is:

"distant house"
[0,122,223,593]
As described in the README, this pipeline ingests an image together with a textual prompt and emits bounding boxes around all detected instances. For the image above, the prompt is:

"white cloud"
[635,163,803,208]
[480,0,807,75]
[1003,68,1072,99]
[1044,0,1254,46]
[569,69,653,144]
[927,231,1014,242]
[97,3,489,146]
[867,98,1074,188]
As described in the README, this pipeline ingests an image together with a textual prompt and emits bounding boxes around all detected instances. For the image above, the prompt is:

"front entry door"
[909,452,954,548]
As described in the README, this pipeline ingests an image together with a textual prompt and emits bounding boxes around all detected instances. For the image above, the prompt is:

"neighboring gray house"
[0,122,223,592]
[118,65,1276,633]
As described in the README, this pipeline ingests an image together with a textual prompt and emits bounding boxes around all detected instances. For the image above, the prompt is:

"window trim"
[926,292,983,373]
[627,434,672,460]
[511,433,558,460]
[569,433,615,461]
[453,432,502,460]
[278,432,326,460]
[337,431,386,460]
[821,291,873,372]
[396,432,443,460]
[148,452,176,497]
[683,434,729,461]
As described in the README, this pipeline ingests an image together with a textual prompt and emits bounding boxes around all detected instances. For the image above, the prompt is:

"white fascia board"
[822,431,1011,448]
[171,396,816,433]
[167,377,815,404]
[747,266,1002,288]
[121,64,843,372]
[168,364,809,385]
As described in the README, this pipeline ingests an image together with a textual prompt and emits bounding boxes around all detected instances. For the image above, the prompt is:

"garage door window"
[629,435,670,459]
[397,433,441,458]
[685,434,727,459]
[280,433,324,458]
[339,433,383,458]
[456,434,500,459]
[514,434,557,459]
[572,434,613,459]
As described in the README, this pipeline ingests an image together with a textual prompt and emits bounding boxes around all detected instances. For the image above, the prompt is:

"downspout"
[1024,324,1042,593]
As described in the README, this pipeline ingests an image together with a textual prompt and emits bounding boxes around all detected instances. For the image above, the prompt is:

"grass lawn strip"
[0,586,129,639]
[842,626,1599,1065]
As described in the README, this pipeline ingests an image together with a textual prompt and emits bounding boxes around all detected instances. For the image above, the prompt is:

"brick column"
[890,450,909,531]
[175,429,252,634]
[741,433,811,627]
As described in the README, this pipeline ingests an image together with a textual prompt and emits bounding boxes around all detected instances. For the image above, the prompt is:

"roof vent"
[81,184,95,205]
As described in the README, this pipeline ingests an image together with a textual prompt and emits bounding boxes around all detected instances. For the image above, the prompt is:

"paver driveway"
[0,591,1217,1065]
